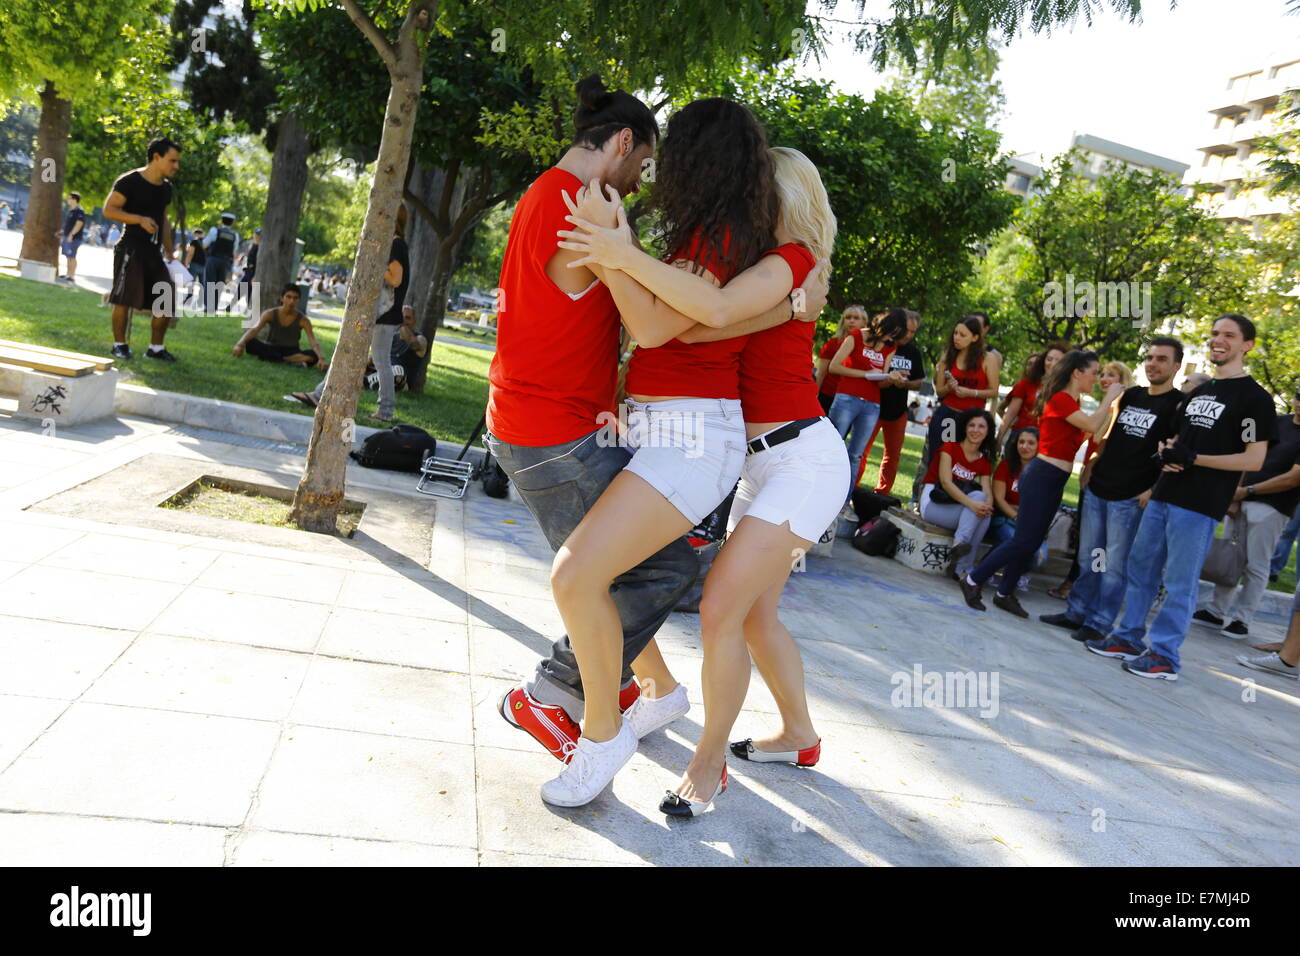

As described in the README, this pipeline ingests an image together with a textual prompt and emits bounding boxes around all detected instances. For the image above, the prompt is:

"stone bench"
[0,341,119,426]
[886,508,967,575]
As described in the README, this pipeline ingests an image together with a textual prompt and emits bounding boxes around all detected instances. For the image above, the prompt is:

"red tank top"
[624,232,742,398]
[487,168,620,445]
[1039,391,1085,460]
[1008,378,1040,429]
[836,331,897,403]
[922,441,992,486]
[818,336,844,396]
[993,458,1021,506]
[737,244,820,421]
[942,358,989,411]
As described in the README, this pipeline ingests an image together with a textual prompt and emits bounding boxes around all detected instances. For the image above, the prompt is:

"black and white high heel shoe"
[729,737,821,767]
[660,764,727,818]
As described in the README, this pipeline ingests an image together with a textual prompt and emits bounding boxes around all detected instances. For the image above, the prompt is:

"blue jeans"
[1271,508,1300,577]
[987,515,1048,582]
[971,458,1069,596]
[484,428,698,717]
[1111,499,1217,670]
[1066,489,1144,634]
[828,393,881,494]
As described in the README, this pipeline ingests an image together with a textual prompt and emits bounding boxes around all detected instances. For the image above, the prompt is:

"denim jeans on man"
[1066,488,1143,634]
[970,457,1068,597]
[484,428,698,718]
[1271,508,1300,577]
[1111,499,1217,671]
[828,393,881,497]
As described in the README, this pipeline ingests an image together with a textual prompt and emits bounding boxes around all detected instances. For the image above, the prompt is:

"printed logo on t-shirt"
[952,462,979,481]
[1011,476,1019,494]
[862,347,886,369]
[1115,405,1158,437]
[1185,396,1226,429]
[890,354,912,375]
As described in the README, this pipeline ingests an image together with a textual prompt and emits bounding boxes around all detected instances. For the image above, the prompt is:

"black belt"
[746,417,822,456]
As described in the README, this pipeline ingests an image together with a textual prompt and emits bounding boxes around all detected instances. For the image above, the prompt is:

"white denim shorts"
[728,417,851,543]
[621,398,746,524]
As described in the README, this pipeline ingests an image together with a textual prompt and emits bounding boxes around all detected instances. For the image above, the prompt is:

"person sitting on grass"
[391,304,428,387]
[232,284,323,367]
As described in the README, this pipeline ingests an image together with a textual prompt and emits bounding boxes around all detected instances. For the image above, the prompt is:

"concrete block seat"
[0,340,118,426]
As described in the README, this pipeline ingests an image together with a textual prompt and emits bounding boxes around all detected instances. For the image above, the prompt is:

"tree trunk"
[289,62,422,533]
[258,112,312,313]
[19,81,71,268]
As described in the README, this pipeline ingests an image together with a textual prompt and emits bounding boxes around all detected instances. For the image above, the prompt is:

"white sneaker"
[1237,652,1299,680]
[623,683,690,739]
[540,720,637,807]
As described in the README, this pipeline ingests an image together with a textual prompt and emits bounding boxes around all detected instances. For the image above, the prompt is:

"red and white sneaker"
[618,678,641,713]
[729,737,821,767]
[498,686,581,762]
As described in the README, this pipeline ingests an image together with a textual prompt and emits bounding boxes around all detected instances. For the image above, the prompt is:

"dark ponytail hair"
[1035,349,1099,417]
[955,407,997,461]
[863,307,909,347]
[1003,426,1039,478]
[572,75,658,151]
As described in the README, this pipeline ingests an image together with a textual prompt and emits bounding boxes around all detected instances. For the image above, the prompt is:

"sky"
[802,0,1300,168]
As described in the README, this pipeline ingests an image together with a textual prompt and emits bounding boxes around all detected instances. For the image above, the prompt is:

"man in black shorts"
[232,284,323,367]
[103,137,181,361]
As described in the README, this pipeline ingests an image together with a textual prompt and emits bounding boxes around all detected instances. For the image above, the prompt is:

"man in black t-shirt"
[57,193,86,282]
[1092,316,1276,681]
[103,137,181,361]
[864,310,926,496]
[1049,337,1184,644]
[1197,387,1300,636]
[183,227,206,282]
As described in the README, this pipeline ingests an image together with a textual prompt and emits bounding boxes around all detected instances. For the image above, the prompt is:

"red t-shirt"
[835,330,896,403]
[922,441,992,487]
[487,168,620,446]
[818,336,843,396]
[624,233,743,398]
[993,459,1021,507]
[1008,378,1040,429]
[942,359,989,411]
[737,244,820,422]
[1039,391,1085,461]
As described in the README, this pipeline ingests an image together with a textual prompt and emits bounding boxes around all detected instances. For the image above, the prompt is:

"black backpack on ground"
[851,488,902,524]
[852,515,901,557]
[349,424,437,472]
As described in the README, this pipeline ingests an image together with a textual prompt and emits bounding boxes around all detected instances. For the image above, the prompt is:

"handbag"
[1200,512,1249,586]
[930,478,976,506]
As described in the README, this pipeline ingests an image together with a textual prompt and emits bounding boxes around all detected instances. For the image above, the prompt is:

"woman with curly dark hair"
[536,98,827,809]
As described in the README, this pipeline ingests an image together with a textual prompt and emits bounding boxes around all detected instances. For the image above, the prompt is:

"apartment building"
[1185,54,1300,222]
[1004,133,1187,198]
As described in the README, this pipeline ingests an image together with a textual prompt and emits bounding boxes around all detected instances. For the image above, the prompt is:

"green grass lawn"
[0,274,490,446]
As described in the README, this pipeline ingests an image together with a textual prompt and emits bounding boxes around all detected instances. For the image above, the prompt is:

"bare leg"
[674,516,809,802]
[630,640,679,699]
[1281,610,1300,667]
[551,471,693,743]
[111,305,130,342]
[741,577,819,752]
[150,312,168,346]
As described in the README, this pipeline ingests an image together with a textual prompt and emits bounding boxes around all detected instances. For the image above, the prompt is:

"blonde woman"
[816,306,867,413]
[559,147,841,815]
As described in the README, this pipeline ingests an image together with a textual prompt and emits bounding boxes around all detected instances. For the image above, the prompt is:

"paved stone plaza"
[0,408,1296,866]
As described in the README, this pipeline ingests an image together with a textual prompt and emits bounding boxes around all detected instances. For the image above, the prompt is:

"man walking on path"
[57,192,86,282]
[1084,315,1276,680]
[1194,386,1300,638]
[103,137,181,362]
[1041,337,1184,642]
